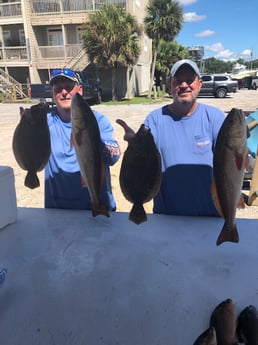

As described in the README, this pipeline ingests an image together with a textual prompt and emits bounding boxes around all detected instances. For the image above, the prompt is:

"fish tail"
[216,222,239,246]
[25,172,40,189]
[91,202,110,218]
[129,203,147,225]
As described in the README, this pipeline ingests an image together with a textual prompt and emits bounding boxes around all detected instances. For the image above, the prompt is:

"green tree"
[202,57,234,73]
[82,5,142,100]
[144,0,183,97]
[155,40,188,88]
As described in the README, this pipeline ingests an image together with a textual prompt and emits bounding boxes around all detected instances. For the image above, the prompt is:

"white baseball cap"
[170,59,201,78]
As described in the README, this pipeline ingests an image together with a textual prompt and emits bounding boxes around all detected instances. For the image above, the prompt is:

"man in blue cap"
[45,68,120,211]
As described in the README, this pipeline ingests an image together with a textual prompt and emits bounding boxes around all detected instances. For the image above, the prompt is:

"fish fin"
[81,175,88,188]
[19,107,25,117]
[216,222,239,246]
[25,171,40,189]
[91,201,110,218]
[75,129,83,146]
[100,160,105,189]
[237,193,246,209]
[70,133,74,148]
[116,119,135,141]
[129,203,147,225]
[211,179,224,217]
[235,152,245,170]
[245,153,250,170]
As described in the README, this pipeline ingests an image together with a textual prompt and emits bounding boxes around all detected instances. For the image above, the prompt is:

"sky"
[176,0,258,63]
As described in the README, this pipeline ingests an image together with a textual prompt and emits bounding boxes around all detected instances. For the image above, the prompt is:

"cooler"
[0,166,17,229]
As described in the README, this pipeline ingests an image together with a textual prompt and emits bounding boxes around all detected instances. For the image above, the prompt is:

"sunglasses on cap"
[50,68,77,78]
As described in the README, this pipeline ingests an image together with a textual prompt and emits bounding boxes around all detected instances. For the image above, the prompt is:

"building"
[0,0,152,100]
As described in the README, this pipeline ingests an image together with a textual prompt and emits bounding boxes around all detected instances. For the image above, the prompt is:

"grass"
[102,94,171,105]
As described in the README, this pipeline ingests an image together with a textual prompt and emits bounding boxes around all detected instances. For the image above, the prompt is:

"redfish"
[71,93,109,217]
[212,108,249,245]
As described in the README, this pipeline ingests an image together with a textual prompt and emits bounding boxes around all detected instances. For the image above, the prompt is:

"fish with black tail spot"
[212,108,249,245]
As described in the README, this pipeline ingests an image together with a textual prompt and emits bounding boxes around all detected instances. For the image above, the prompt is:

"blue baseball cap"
[50,68,80,86]
[170,59,201,78]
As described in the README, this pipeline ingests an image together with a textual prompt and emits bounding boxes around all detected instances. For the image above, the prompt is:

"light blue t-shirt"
[45,108,120,210]
[144,103,225,216]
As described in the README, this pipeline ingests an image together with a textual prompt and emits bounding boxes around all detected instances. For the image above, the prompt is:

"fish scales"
[117,119,162,224]
[12,103,51,189]
[212,107,249,245]
[71,93,109,217]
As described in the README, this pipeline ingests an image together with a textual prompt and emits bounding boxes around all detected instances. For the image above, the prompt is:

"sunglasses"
[50,68,77,78]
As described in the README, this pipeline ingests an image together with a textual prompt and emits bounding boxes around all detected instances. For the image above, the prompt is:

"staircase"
[0,69,28,101]
[65,46,89,71]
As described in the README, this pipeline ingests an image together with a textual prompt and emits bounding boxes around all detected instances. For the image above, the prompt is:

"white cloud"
[216,49,235,60]
[241,49,252,57]
[205,43,236,61]
[195,30,215,38]
[184,12,206,22]
[178,0,197,5]
[205,43,224,53]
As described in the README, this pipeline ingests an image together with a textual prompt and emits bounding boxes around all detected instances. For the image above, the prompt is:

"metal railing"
[36,44,81,60]
[30,0,126,14]
[0,47,27,60]
[0,69,29,100]
[0,2,22,17]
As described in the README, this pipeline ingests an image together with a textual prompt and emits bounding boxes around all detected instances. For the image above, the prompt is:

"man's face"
[169,65,203,104]
[52,77,83,110]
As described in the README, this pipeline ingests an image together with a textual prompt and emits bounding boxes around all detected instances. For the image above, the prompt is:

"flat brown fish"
[212,108,249,245]
[237,305,258,344]
[116,119,162,224]
[12,103,50,189]
[193,326,217,345]
[71,93,109,218]
[210,298,237,345]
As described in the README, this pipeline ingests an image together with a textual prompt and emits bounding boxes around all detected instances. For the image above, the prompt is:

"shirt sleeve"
[94,110,121,166]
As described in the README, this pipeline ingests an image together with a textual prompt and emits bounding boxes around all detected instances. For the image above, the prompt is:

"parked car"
[200,74,238,98]
[233,75,258,90]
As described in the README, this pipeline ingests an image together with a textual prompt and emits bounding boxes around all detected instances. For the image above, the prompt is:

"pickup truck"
[200,74,238,98]
[29,71,102,105]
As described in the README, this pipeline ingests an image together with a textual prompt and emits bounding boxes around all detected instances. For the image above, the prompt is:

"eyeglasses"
[50,68,77,79]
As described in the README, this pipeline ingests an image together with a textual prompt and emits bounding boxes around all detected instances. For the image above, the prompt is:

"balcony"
[30,0,126,14]
[0,1,22,17]
[34,44,88,69]
[0,47,27,60]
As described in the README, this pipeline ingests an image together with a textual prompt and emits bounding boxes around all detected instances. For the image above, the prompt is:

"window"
[47,28,63,46]
[214,76,228,81]
[201,76,212,82]
[19,29,25,46]
[3,30,11,45]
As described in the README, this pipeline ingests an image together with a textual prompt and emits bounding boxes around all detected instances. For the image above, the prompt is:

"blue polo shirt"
[144,103,225,216]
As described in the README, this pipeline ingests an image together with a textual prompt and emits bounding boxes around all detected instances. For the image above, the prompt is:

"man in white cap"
[144,59,225,216]
[45,68,120,210]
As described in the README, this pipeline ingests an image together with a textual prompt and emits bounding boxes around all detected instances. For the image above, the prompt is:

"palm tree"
[156,40,188,90]
[82,5,142,101]
[144,0,183,97]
